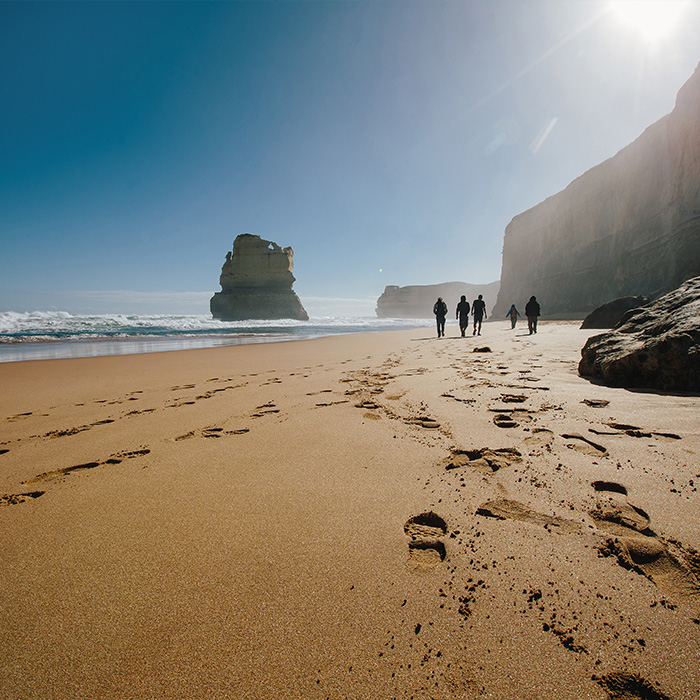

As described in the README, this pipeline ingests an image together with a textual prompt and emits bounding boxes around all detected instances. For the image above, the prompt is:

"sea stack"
[210,234,309,321]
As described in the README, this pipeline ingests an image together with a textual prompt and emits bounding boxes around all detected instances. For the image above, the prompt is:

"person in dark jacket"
[525,296,541,334]
[456,295,470,337]
[472,294,487,335]
[433,297,448,337]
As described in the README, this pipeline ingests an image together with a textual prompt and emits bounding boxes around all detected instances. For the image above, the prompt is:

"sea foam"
[0,311,430,361]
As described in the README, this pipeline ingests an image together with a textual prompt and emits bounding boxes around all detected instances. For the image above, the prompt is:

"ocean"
[0,311,432,363]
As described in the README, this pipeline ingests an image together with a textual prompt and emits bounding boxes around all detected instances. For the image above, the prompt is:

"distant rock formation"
[580,296,649,330]
[376,281,500,319]
[210,234,309,321]
[578,276,700,391]
[493,62,700,319]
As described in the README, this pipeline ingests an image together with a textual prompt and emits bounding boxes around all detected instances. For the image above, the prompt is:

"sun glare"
[608,0,689,43]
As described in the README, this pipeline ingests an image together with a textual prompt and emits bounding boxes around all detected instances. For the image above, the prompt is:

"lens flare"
[608,0,689,43]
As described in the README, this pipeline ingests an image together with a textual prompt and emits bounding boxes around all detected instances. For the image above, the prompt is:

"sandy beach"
[1,321,698,700]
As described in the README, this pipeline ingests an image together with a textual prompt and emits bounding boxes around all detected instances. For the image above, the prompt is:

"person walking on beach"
[433,297,448,337]
[472,294,487,335]
[525,295,541,334]
[472,294,488,335]
[456,295,470,337]
[506,304,520,329]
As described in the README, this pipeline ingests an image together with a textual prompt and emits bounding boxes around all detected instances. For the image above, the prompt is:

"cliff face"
[376,281,500,318]
[493,62,700,319]
[210,234,308,321]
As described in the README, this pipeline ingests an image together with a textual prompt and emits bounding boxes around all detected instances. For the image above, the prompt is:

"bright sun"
[608,0,689,43]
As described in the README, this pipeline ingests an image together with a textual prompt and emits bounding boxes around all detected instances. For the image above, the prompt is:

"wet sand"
[1,321,698,699]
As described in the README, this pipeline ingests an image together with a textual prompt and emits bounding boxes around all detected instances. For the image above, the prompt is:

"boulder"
[580,296,649,329]
[578,277,700,391]
[493,62,700,319]
[210,234,309,321]
[376,281,499,319]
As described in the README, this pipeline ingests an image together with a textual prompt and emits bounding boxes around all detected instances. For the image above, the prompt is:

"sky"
[1,0,698,317]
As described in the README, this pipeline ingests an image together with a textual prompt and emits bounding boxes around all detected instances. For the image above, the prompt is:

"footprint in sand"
[175,427,249,441]
[604,422,655,438]
[24,449,151,485]
[404,512,448,569]
[125,408,157,417]
[590,424,682,441]
[593,672,672,700]
[590,481,650,532]
[605,423,682,441]
[405,417,441,429]
[561,433,608,456]
[43,425,92,439]
[418,418,440,429]
[7,412,33,421]
[651,431,682,441]
[493,414,518,428]
[522,428,554,446]
[441,392,476,405]
[251,402,280,418]
[476,499,578,534]
[202,428,225,438]
[27,461,101,483]
[591,481,700,611]
[500,393,527,403]
[1,491,45,506]
[445,447,521,473]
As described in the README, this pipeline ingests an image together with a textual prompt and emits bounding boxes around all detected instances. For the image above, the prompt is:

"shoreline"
[0,316,436,364]
[0,333,299,364]
[1,321,698,699]
[0,318,588,364]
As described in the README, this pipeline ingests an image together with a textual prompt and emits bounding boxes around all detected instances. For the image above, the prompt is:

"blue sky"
[1,0,698,316]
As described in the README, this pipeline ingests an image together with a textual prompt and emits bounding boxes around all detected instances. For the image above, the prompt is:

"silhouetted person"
[472,294,487,335]
[433,297,447,337]
[456,295,470,337]
[506,304,520,329]
[525,296,541,334]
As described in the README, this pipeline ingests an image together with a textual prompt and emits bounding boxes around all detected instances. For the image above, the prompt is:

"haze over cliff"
[376,281,499,319]
[493,62,700,319]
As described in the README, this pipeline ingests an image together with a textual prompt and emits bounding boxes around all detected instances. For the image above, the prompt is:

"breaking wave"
[0,311,431,361]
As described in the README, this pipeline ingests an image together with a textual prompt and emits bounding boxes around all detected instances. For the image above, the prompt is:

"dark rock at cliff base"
[580,296,650,329]
[376,281,499,319]
[578,277,700,391]
[210,234,308,321]
[493,62,700,319]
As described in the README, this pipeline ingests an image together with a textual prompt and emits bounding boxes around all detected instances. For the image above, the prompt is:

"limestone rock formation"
[580,296,649,330]
[578,276,700,391]
[493,62,700,319]
[210,234,308,321]
[376,281,499,319]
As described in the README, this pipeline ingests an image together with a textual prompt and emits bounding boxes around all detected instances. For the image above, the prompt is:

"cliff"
[210,234,309,321]
[493,62,700,319]
[376,281,500,319]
